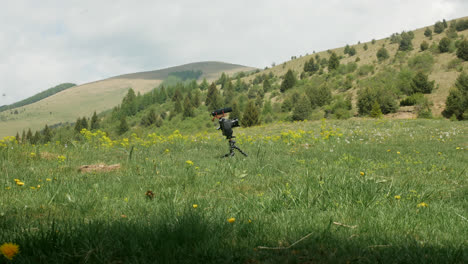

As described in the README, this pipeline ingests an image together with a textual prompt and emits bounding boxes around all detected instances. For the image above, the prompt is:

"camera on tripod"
[211,107,247,157]
[211,107,239,139]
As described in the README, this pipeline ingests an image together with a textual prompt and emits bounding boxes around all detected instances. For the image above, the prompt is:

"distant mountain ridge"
[111,61,253,80]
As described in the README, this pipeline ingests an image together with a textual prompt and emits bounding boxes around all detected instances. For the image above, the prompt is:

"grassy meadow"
[1,119,467,263]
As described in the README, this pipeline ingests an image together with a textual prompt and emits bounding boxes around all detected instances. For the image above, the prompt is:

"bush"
[400,93,424,106]
[370,101,383,118]
[424,28,432,38]
[408,53,434,73]
[455,19,468,31]
[376,47,389,61]
[442,72,468,120]
[410,72,435,94]
[292,95,312,121]
[420,41,429,51]
[434,21,445,34]
[357,87,398,115]
[280,70,296,92]
[439,37,451,53]
[456,39,468,61]
[357,65,374,76]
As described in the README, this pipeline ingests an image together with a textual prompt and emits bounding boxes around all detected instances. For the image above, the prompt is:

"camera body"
[218,117,239,139]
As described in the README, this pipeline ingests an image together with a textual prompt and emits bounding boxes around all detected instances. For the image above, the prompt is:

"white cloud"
[0,0,467,105]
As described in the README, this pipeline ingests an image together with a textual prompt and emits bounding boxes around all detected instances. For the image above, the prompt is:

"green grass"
[1,119,467,263]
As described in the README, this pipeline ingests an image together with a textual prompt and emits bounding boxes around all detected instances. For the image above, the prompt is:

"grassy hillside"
[113,61,256,81]
[0,83,76,113]
[0,62,254,138]
[1,119,466,263]
[243,16,468,117]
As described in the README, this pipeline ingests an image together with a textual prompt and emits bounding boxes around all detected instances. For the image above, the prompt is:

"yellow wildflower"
[192,204,198,208]
[16,181,24,186]
[5,187,10,190]
[360,171,365,176]
[46,178,52,181]
[394,195,401,200]
[0,242,20,260]
[30,152,36,157]
[417,202,428,208]
[14,179,20,182]
[165,149,170,153]
[30,187,36,190]
[186,160,194,166]
[228,217,235,223]
[397,151,401,154]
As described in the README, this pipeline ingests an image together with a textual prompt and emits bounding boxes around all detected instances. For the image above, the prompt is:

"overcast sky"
[0,0,467,105]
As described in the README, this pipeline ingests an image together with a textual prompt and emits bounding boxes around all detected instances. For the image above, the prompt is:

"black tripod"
[224,137,248,158]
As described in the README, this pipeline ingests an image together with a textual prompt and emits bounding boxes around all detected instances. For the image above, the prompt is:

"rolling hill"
[0,61,255,137]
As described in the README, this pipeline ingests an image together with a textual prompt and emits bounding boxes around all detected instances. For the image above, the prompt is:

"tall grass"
[1,119,467,263]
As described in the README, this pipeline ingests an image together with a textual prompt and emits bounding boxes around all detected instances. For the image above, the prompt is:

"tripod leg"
[231,144,248,157]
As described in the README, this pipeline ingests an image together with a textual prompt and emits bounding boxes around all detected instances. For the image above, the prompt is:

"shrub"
[357,87,398,115]
[420,41,429,51]
[424,27,432,37]
[358,65,374,76]
[280,70,296,92]
[456,39,468,61]
[398,32,413,51]
[292,95,312,121]
[370,101,383,118]
[400,93,424,106]
[242,100,261,127]
[455,19,468,31]
[328,52,340,71]
[376,47,389,61]
[447,58,463,71]
[439,37,451,53]
[408,53,434,73]
[442,72,468,120]
[363,43,368,50]
[410,72,435,94]
[434,21,445,34]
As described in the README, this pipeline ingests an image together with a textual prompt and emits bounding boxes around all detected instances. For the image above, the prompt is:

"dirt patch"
[78,164,121,173]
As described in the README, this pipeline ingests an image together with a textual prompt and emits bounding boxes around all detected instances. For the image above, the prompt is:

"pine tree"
[205,83,222,110]
[26,129,33,144]
[157,86,167,104]
[376,47,389,61]
[424,28,432,38]
[172,89,183,102]
[280,69,296,92]
[328,52,340,71]
[230,101,241,120]
[42,124,52,143]
[90,111,99,130]
[348,46,357,56]
[411,72,435,94]
[74,117,83,133]
[118,117,129,135]
[121,88,137,116]
[434,21,445,34]
[363,43,368,50]
[174,98,183,114]
[457,39,468,61]
[183,97,194,118]
[32,131,41,145]
[15,132,20,143]
[21,130,26,144]
[141,109,157,126]
[438,37,451,53]
[442,72,468,120]
[398,32,413,51]
[370,100,383,118]
[80,117,89,130]
[192,89,201,108]
[223,81,235,105]
[292,95,312,121]
[199,78,209,90]
[241,100,260,127]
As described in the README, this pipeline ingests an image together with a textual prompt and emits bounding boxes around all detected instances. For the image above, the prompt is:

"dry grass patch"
[78,163,121,173]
